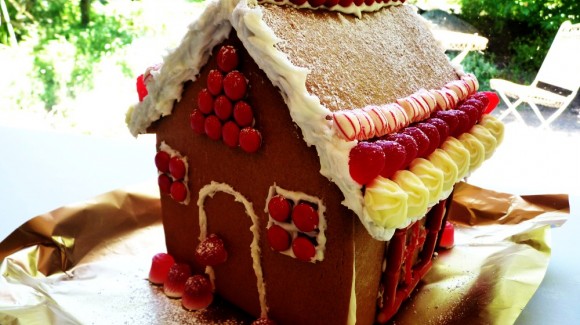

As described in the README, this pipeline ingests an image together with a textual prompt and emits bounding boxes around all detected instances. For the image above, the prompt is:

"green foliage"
[458,0,580,85]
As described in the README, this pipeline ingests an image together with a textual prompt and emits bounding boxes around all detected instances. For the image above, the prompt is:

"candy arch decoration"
[197,181,268,318]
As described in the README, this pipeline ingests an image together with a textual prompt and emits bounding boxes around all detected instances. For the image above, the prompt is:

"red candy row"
[349,91,498,185]
[155,150,188,202]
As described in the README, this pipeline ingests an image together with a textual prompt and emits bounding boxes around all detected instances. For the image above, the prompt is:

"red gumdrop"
[402,127,430,158]
[182,275,213,311]
[354,0,364,5]
[233,101,254,127]
[348,141,386,185]
[194,234,228,266]
[223,71,247,101]
[462,98,486,116]
[374,140,407,179]
[308,0,326,6]
[158,174,172,194]
[136,74,148,102]
[481,91,500,114]
[204,115,222,141]
[325,0,339,7]
[239,127,262,153]
[148,252,175,285]
[365,0,375,5]
[170,181,188,202]
[217,45,239,73]
[384,133,418,168]
[471,93,491,115]
[292,236,316,262]
[222,121,240,148]
[338,0,354,5]
[292,202,319,232]
[267,225,291,252]
[459,104,480,126]
[190,109,206,135]
[425,117,450,146]
[207,69,224,96]
[155,151,171,173]
[214,95,233,121]
[433,111,459,137]
[290,0,308,5]
[163,263,192,298]
[447,110,470,136]
[415,122,441,157]
[439,221,455,249]
[268,195,292,222]
[169,156,186,180]
[197,88,214,114]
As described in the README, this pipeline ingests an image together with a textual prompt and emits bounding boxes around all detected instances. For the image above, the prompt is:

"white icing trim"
[259,0,404,19]
[197,181,269,318]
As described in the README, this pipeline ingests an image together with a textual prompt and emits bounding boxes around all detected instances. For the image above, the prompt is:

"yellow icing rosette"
[427,149,458,197]
[409,158,444,205]
[471,124,497,159]
[480,114,505,145]
[441,137,470,180]
[459,132,486,172]
[364,177,408,228]
[392,170,429,220]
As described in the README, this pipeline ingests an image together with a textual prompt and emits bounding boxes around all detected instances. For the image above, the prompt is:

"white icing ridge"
[159,141,191,205]
[258,0,404,19]
[265,184,327,262]
[197,181,269,318]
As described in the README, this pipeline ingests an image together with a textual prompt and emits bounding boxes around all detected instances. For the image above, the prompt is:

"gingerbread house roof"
[127,0,504,241]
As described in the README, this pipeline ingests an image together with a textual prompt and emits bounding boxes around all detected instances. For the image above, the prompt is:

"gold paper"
[0,181,569,324]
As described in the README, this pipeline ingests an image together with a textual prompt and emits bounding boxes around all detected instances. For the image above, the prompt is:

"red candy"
[439,221,455,249]
[233,101,254,127]
[448,110,470,136]
[207,69,223,96]
[481,91,500,114]
[155,151,171,173]
[217,45,239,73]
[308,0,326,6]
[375,140,407,179]
[402,127,430,158]
[267,225,291,252]
[290,0,308,5]
[136,74,148,102]
[425,117,449,146]
[158,174,172,194]
[170,181,188,202]
[292,236,316,262]
[223,71,247,101]
[148,253,175,285]
[252,318,277,325]
[204,115,222,141]
[268,195,292,222]
[239,127,262,153]
[168,156,186,180]
[164,262,192,298]
[182,275,213,311]
[292,203,319,232]
[338,0,354,5]
[384,133,418,168]
[190,109,206,135]
[415,123,440,157]
[195,234,228,266]
[214,95,233,121]
[197,88,214,115]
[222,121,240,148]
[325,0,339,7]
[459,104,480,126]
[348,141,386,185]
[433,111,459,137]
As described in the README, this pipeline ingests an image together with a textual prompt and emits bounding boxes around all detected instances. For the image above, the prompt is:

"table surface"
[0,126,578,324]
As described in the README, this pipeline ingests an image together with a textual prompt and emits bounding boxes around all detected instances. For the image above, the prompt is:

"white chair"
[431,29,489,64]
[490,21,580,128]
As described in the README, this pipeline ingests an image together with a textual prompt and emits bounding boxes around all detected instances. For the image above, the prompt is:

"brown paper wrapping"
[0,181,569,324]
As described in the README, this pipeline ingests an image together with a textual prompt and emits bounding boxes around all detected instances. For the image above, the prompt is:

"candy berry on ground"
[267,225,291,252]
[402,127,430,158]
[190,109,206,135]
[164,262,192,298]
[425,117,449,146]
[182,275,214,311]
[155,151,171,173]
[214,95,233,121]
[292,236,316,262]
[197,88,214,114]
[170,181,188,202]
[206,69,224,96]
[223,71,248,101]
[239,127,262,153]
[384,133,418,168]
[439,221,455,249]
[374,140,406,179]
[148,253,175,285]
[136,74,148,101]
[194,234,228,266]
[252,317,278,325]
[168,156,186,180]
[216,45,239,73]
[222,121,241,148]
[233,101,254,127]
[158,174,172,194]
[292,202,319,232]
[268,195,292,222]
[415,123,440,157]
[348,141,386,185]
[205,115,223,141]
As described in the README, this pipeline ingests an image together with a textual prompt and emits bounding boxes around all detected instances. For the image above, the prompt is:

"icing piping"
[197,181,269,318]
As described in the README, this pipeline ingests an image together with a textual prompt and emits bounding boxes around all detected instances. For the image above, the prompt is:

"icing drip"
[197,181,269,318]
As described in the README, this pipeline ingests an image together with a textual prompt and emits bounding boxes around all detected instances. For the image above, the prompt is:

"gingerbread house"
[127,0,504,323]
